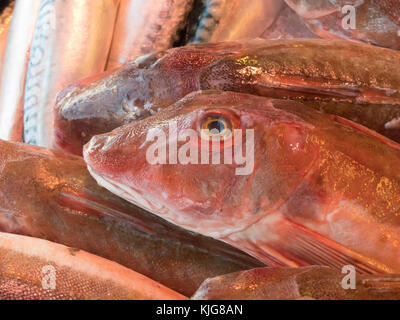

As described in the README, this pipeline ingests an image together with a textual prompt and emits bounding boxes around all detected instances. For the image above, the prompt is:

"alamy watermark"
[42,265,56,290]
[341,4,400,36]
[342,5,357,30]
[144,121,255,176]
[341,265,356,290]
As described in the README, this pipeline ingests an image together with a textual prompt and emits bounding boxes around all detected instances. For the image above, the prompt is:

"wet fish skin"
[0,0,41,142]
[107,0,194,70]
[192,266,400,300]
[0,232,186,300]
[24,0,120,148]
[190,0,284,43]
[55,39,400,155]
[0,138,263,296]
[285,0,400,49]
[84,90,400,274]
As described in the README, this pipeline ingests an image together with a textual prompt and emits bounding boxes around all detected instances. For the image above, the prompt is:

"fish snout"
[83,130,125,173]
[83,134,108,176]
[84,133,111,158]
[55,83,78,108]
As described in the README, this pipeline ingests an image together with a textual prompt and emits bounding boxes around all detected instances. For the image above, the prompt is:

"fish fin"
[246,240,299,268]
[57,191,157,235]
[278,219,392,274]
[227,216,392,273]
[225,233,301,268]
[333,115,400,152]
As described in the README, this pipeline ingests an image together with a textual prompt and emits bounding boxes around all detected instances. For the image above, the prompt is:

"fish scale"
[0,232,186,300]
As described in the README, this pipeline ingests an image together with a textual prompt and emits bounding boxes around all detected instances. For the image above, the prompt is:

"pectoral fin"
[226,215,392,273]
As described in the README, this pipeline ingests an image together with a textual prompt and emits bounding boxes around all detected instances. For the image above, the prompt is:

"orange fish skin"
[84,90,400,274]
[55,39,400,156]
[0,232,186,300]
[0,139,263,297]
[192,266,400,300]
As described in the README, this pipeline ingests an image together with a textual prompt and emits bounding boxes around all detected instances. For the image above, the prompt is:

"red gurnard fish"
[0,139,262,296]
[55,39,400,155]
[192,266,400,300]
[84,90,400,274]
[0,232,186,300]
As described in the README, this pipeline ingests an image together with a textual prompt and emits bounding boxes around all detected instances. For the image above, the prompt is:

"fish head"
[84,91,318,238]
[53,41,264,156]
[53,52,177,155]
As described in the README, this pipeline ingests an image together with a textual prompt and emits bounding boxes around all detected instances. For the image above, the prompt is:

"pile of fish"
[1,0,400,300]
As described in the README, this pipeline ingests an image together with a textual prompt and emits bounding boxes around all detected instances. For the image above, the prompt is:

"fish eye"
[200,116,232,140]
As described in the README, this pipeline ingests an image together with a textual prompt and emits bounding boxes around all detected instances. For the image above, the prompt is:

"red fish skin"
[192,266,400,300]
[0,138,263,297]
[55,39,400,156]
[84,90,400,274]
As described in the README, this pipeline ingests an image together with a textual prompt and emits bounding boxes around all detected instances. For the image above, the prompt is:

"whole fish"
[0,232,186,300]
[189,0,284,43]
[84,90,400,274]
[0,0,41,142]
[106,0,194,70]
[193,266,400,300]
[0,139,262,296]
[24,0,119,148]
[55,39,400,156]
[285,0,400,49]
